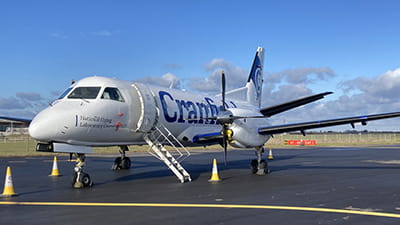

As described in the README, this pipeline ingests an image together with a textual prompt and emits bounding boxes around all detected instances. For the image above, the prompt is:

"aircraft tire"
[72,172,93,188]
[81,172,93,187]
[259,160,266,169]
[250,160,258,174]
[72,173,78,187]
[112,157,122,170]
[120,157,131,169]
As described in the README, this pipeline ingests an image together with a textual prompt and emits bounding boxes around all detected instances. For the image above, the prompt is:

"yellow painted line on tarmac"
[1,201,400,218]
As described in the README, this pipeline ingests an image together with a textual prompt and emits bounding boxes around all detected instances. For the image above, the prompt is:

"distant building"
[0,119,29,134]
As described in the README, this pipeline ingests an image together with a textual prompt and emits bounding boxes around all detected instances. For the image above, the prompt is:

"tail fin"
[224,47,264,107]
[246,46,264,107]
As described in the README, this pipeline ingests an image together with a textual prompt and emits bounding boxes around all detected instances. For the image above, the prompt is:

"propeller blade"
[221,70,226,112]
[222,124,228,165]
[221,71,228,165]
[224,143,227,165]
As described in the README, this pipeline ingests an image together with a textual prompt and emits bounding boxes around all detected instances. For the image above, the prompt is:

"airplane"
[2,46,400,188]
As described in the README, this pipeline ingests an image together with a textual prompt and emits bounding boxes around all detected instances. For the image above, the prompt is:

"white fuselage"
[29,76,271,148]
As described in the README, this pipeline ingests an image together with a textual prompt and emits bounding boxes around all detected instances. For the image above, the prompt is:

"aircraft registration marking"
[0,201,400,218]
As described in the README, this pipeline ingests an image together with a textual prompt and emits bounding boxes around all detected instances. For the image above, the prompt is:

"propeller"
[221,70,226,112]
[186,70,264,164]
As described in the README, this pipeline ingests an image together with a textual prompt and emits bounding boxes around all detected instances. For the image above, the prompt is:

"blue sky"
[1,0,400,130]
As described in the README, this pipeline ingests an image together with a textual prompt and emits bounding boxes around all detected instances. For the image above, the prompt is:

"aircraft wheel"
[72,172,93,188]
[81,172,93,187]
[120,157,131,169]
[259,160,266,169]
[112,157,122,170]
[72,172,78,187]
[258,160,270,175]
[250,160,258,174]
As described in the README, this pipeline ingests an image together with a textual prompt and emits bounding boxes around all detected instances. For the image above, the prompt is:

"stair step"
[144,124,191,183]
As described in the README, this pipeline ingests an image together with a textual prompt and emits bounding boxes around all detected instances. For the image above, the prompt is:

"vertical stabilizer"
[246,46,264,107]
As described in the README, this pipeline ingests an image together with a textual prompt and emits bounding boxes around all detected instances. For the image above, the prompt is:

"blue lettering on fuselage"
[159,91,177,122]
[159,91,237,124]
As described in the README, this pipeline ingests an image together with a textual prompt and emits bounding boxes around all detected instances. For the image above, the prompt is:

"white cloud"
[16,92,43,101]
[250,65,400,131]
[0,92,50,119]
[51,30,116,39]
[263,83,313,104]
[0,97,26,110]
[162,63,182,70]
[340,68,400,100]
[266,67,336,85]
[50,32,68,39]
[91,30,113,37]
[189,58,247,93]
[136,73,181,88]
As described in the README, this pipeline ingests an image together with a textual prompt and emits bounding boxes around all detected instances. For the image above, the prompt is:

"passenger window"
[101,87,124,102]
[68,87,101,99]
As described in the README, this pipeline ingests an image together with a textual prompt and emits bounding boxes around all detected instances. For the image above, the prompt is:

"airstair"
[143,124,192,183]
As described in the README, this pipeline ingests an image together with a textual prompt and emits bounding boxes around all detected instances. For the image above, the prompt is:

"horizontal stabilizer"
[260,92,333,117]
[258,112,400,135]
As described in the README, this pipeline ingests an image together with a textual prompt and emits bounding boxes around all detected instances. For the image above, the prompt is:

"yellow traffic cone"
[268,148,274,160]
[208,158,221,182]
[1,166,18,197]
[49,156,61,176]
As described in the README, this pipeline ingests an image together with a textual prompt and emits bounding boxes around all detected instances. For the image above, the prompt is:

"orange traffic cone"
[268,148,274,160]
[1,166,18,197]
[208,158,221,182]
[49,156,61,176]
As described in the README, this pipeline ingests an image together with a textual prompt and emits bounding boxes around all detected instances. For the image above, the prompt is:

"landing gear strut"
[251,147,270,175]
[72,153,93,188]
[112,145,131,170]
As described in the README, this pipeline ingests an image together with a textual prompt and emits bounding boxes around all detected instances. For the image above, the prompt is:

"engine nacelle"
[228,117,271,148]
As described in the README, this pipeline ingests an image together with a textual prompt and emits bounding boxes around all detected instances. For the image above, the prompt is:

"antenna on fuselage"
[168,81,174,89]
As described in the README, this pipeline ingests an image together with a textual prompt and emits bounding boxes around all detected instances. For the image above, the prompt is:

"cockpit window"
[58,87,73,99]
[101,87,124,102]
[67,87,101,99]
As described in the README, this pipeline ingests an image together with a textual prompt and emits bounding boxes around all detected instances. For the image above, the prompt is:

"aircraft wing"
[260,92,333,117]
[258,112,400,135]
[0,116,32,125]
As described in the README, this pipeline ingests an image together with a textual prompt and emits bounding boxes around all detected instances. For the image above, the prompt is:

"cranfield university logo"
[254,66,263,102]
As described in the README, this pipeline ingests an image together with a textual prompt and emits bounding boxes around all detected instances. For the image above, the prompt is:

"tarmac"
[1,146,400,225]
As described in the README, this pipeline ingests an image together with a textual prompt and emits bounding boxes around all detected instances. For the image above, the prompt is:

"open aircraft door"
[132,83,159,133]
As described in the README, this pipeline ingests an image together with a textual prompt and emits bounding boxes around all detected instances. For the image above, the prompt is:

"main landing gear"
[112,145,131,170]
[72,153,93,188]
[251,147,270,175]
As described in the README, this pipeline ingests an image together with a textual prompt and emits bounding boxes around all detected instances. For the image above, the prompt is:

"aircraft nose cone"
[29,109,58,142]
[29,118,51,142]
